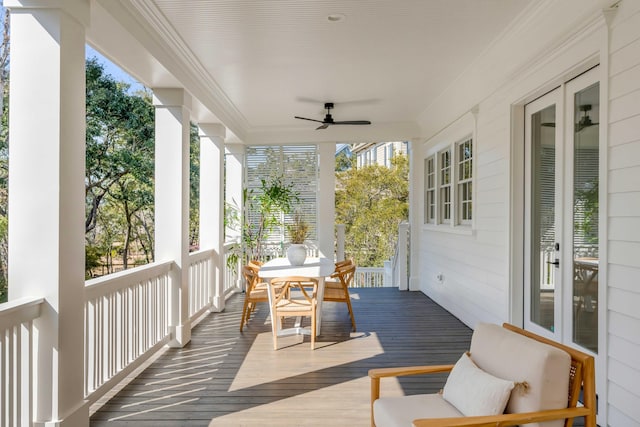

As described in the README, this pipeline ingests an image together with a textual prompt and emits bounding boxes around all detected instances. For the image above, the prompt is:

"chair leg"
[272,315,279,350]
[311,307,316,350]
[345,294,356,332]
[240,297,250,332]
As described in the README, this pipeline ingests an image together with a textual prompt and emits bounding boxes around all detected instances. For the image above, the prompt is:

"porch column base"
[169,323,192,348]
[210,295,224,313]
[37,400,90,427]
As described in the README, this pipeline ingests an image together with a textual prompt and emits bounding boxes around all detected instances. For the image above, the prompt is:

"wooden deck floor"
[90,288,473,427]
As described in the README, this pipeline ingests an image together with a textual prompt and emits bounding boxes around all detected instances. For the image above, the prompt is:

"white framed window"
[438,149,452,224]
[424,156,436,223]
[457,137,473,224]
[423,135,474,230]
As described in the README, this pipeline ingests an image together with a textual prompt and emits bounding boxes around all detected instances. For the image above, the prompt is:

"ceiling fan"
[294,102,371,130]
[540,104,599,132]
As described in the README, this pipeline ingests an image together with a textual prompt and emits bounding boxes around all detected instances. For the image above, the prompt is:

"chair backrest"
[470,323,595,427]
[242,265,260,292]
[269,276,318,305]
[248,259,263,269]
[334,263,356,288]
[335,258,354,269]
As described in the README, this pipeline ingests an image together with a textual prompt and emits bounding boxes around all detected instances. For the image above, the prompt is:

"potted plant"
[286,212,309,265]
[242,176,298,262]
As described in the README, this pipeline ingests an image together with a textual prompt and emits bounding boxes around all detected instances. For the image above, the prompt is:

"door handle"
[547,259,560,267]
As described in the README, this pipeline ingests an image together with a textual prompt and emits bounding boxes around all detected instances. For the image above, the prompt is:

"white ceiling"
[90,0,537,143]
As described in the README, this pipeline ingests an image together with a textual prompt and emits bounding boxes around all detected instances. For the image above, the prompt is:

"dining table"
[259,256,334,337]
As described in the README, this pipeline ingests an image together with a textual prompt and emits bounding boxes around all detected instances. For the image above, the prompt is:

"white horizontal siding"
[413,2,640,424]
[609,140,640,169]
[608,7,640,423]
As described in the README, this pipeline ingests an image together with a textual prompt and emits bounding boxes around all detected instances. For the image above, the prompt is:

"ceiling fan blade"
[294,116,324,123]
[316,123,329,130]
[333,120,372,125]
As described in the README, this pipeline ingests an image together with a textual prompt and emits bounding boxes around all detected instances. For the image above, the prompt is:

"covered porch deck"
[90,288,472,426]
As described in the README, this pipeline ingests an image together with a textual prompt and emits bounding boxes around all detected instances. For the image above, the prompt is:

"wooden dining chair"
[324,263,357,331]
[268,276,319,350]
[240,265,269,332]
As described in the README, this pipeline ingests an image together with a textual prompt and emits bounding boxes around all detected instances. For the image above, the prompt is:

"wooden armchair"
[369,323,596,427]
[269,276,319,350]
[324,262,357,331]
[239,265,269,332]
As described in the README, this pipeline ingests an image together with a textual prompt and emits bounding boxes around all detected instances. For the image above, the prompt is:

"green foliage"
[335,153,409,267]
[189,124,200,250]
[243,176,299,261]
[335,150,353,171]
[84,57,157,276]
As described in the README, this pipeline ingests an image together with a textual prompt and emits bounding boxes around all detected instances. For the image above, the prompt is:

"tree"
[84,57,157,275]
[335,153,408,267]
[0,7,9,301]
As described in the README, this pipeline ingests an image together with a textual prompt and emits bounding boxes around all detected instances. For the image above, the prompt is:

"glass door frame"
[524,88,564,342]
[561,69,602,356]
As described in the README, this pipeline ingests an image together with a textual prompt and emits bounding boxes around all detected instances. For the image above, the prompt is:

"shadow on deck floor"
[89,288,472,426]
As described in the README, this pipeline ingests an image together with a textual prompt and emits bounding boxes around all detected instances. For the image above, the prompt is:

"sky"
[86,45,145,93]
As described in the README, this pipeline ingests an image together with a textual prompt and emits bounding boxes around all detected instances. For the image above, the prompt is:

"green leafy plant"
[243,176,299,261]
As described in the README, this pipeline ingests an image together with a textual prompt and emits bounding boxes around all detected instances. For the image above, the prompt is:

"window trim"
[424,156,436,224]
[456,137,473,226]
[423,133,474,232]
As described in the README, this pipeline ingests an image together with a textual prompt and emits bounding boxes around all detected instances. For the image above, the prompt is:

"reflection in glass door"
[525,70,600,354]
[530,104,557,331]
[571,82,599,353]
[525,89,562,338]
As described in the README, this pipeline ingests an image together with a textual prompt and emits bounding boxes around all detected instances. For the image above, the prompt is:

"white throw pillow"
[442,352,515,416]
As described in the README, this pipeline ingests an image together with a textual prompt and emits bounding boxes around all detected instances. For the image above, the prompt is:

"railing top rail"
[85,260,173,300]
[0,296,44,330]
[188,248,216,263]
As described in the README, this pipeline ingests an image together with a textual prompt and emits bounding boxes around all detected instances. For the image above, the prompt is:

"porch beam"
[6,0,90,425]
[198,123,226,311]
[153,88,192,347]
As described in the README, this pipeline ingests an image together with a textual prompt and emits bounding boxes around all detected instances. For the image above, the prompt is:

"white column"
[153,88,192,347]
[198,124,226,312]
[6,0,90,425]
[317,144,336,259]
[408,138,422,291]
[224,143,245,243]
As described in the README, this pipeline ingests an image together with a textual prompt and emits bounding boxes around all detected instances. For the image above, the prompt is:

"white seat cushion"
[373,393,463,427]
[470,323,571,427]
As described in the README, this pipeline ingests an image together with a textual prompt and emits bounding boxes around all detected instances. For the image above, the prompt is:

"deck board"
[90,288,472,426]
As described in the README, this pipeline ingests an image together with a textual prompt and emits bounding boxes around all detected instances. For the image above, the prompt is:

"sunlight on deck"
[229,331,383,391]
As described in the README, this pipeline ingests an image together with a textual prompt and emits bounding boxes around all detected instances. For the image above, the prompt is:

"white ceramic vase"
[286,244,307,266]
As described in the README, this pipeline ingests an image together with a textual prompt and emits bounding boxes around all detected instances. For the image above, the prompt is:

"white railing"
[392,221,410,290]
[0,297,43,427]
[352,267,386,288]
[223,241,242,294]
[540,249,556,291]
[84,261,173,403]
[188,249,215,320]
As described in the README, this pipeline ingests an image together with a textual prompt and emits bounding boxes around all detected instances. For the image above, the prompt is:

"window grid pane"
[438,149,452,223]
[457,138,473,223]
[424,156,436,223]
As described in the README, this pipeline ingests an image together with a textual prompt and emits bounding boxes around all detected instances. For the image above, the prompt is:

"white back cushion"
[442,352,515,416]
[470,323,571,427]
